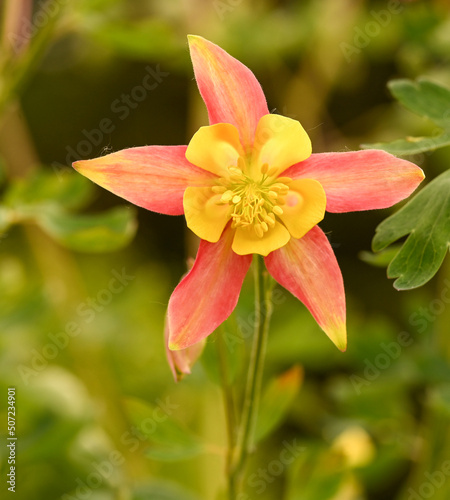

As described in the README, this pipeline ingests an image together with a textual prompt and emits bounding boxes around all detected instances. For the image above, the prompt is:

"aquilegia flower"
[73,35,424,353]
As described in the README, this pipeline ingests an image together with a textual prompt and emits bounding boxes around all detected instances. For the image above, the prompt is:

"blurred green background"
[1,0,450,499]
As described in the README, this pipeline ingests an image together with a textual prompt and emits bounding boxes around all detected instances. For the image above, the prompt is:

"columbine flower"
[73,35,424,353]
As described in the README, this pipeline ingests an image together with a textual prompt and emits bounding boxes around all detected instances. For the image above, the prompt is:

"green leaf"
[362,79,450,154]
[2,167,137,252]
[388,78,450,128]
[362,133,450,155]
[359,245,403,268]
[124,398,204,462]
[6,168,94,210]
[255,365,303,442]
[372,169,450,289]
[35,206,137,253]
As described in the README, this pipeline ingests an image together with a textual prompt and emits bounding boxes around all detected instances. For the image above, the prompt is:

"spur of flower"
[73,35,424,353]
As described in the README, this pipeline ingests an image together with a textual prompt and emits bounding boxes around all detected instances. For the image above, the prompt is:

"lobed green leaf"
[388,78,450,128]
[362,78,450,154]
[372,169,450,289]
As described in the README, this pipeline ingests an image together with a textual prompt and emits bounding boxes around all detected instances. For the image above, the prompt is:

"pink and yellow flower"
[73,35,424,353]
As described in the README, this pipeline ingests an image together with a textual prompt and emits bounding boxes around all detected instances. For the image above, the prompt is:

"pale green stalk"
[228,254,273,495]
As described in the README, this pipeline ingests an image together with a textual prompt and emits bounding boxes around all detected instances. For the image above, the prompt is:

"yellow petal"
[279,179,326,239]
[186,123,244,177]
[184,186,231,242]
[253,115,312,177]
[232,222,290,256]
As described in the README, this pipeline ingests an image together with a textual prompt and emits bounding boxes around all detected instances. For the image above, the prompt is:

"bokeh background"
[1,0,450,499]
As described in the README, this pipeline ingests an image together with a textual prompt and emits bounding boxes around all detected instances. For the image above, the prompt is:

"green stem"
[229,254,273,493]
[217,328,237,499]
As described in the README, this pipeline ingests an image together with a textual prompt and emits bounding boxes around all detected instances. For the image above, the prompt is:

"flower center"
[212,158,291,238]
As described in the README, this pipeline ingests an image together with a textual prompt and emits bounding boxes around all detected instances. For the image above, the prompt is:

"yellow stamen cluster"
[213,158,291,237]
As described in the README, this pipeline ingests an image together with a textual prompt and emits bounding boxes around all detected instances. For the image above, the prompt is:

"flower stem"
[217,327,238,498]
[229,254,273,493]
